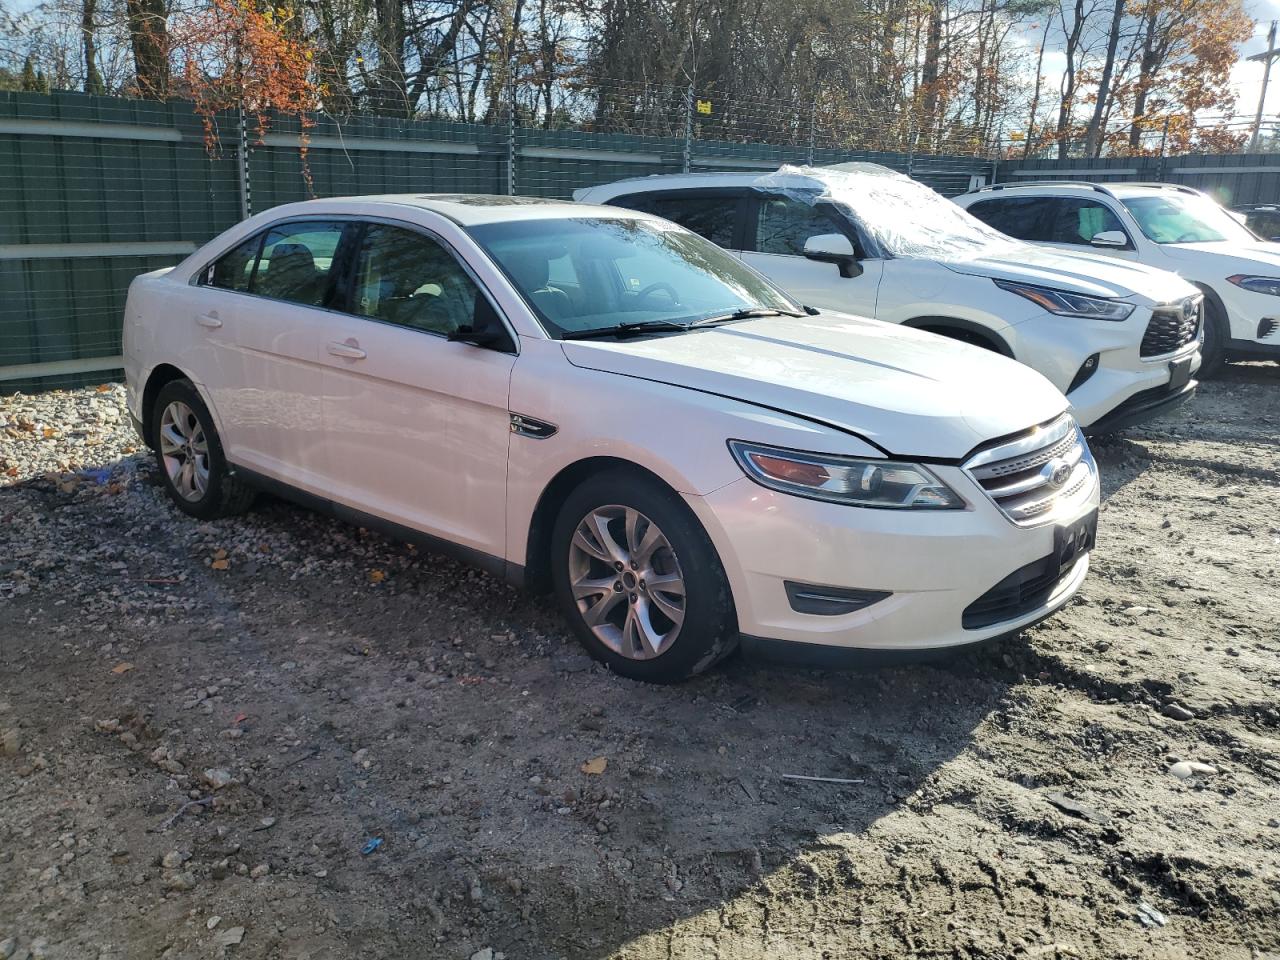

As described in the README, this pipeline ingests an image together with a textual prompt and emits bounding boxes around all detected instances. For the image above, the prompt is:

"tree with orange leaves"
[174,0,320,191]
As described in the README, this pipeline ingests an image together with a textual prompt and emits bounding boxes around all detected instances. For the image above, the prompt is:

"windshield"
[1121,194,1257,244]
[467,216,797,338]
[754,163,1021,260]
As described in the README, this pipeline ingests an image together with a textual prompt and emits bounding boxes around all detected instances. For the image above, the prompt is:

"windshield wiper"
[686,307,805,327]
[560,320,694,341]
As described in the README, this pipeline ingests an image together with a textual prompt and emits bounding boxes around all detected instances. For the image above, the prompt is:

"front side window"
[252,221,346,306]
[754,195,843,255]
[1047,198,1127,245]
[964,197,1055,242]
[351,224,482,337]
[468,216,796,338]
[1121,194,1257,244]
[614,193,739,247]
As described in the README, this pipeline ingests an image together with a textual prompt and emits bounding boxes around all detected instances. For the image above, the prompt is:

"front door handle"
[196,312,222,328]
[326,340,366,359]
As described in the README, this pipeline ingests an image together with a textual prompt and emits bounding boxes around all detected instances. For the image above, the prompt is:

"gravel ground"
[1,369,1279,960]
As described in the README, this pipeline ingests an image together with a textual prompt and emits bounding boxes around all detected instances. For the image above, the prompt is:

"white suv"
[955,181,1280,374]
[123,194,1099,682]
[575,165,1203,433]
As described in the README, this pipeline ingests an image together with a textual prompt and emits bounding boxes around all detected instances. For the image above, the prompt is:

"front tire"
[151,378,255,520]
[1198,295,1228,378]
[550,470,738,683]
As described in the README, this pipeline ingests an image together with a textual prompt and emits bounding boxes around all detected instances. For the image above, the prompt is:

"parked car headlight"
[728,441,965,509]
[994,280,1135,321]
[1227,274,1280,297]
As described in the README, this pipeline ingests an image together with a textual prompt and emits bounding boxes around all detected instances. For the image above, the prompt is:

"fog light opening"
[1067,353,1100,394]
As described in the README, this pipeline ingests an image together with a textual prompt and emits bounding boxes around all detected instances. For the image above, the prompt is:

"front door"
[739,193,883,317]
[317,221,516,558]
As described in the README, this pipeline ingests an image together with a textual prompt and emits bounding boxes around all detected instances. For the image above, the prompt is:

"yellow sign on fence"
[696,99,712,115]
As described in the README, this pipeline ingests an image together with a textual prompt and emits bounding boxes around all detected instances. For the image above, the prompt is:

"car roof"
[960,181,1204,202]
[575,171,823,201]
[256,193,654,227]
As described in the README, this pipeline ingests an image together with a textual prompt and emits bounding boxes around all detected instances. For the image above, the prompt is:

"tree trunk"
[920,0,943,149]
[1023,16,1051,159]
[372,0,407,116]
[125,0,169,99]
[1084,0,1125,156]
[82,0,105,95]
[1055,0,1085,160]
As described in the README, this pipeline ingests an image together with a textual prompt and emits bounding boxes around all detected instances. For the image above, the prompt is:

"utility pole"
[1248,20,1278,153]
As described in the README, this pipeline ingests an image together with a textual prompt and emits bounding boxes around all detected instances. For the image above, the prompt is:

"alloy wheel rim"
[567,505,686,660]
[158,400,210,502]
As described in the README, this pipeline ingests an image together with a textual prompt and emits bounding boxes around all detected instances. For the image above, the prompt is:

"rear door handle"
[326,340,366,359]
[196,312,222,328]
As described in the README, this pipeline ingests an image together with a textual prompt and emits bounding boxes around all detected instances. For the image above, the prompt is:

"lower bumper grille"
[962,553,1077,629]
[1141,300,1201,357]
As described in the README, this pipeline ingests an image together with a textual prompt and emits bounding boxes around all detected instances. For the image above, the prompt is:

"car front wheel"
[551,470,738,683]
[151,378,255,519]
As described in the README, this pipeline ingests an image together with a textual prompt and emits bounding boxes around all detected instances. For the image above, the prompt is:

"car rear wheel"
[551,470,738,683]
[151,378,255,519]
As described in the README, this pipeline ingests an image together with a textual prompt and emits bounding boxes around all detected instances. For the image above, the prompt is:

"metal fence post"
[1157,118,1170,181]
[506,61,517,196]
[237,102,251,219]
[806,102,816,166]
[682,83,694,174]
[906,119,916,179]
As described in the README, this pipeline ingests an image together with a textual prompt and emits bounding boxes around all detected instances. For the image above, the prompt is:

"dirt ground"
[2,365,1279,960]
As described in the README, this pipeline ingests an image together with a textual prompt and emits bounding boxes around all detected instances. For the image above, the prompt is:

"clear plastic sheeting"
[751,164,1023,260]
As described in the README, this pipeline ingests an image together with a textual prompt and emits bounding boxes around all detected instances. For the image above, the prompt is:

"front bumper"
[1085,377,1197,434]
[1007,309,1200,429]
[684,463,1100,655]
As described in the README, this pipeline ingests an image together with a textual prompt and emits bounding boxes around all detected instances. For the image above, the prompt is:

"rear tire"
[151,379,255,520]
[550,469,738,683]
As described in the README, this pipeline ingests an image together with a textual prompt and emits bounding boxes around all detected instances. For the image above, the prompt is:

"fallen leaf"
[581,756,608,775]
[96,384,112,393]
[368,569,386,584]
[111,662,134,675]
[212,548,228,561]
[42,427,58,439]
[211,559,230,571]
[4,467,17,477]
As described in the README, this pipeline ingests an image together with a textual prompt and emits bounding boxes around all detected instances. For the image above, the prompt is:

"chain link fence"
[4,85,1280,393]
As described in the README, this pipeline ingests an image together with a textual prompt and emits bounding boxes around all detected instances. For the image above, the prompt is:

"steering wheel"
[635,282,682,306]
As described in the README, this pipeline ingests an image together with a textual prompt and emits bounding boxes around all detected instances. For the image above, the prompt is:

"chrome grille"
[1141,297,1201,358]
[965,413,1096,525]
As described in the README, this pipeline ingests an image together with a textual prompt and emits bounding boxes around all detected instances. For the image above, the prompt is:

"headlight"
[994,280,1135,321]
[728,441,965,509]
[1227,274,1280,297]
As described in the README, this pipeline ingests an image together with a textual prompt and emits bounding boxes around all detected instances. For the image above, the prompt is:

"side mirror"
[448,324,512,351]
[1090,230,1129,249]
[803,233,862,278]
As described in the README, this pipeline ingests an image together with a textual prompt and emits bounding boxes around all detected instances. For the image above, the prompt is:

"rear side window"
[611,192,739,247]
[1045,199,1126,245]
[253,221,347,307]
[964,196,1055,241]
[350,224,483,337]
[754,195,841,255]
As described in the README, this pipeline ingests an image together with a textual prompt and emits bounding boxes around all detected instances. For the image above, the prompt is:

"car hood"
[1157,240,1280,273]
[940,244,1197,304]
[560,313,1067,460]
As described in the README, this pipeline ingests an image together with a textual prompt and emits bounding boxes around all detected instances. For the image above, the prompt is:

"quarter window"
[202,235,260,291]
[613,193,739,247]
[351,224,483,337]
[754,195,841,256]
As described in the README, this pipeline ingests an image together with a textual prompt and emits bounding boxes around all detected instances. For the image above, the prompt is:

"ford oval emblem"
[1043,459,1073,488]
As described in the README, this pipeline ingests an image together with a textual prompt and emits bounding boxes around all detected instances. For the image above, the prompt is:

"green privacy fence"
[8,90,1278,394]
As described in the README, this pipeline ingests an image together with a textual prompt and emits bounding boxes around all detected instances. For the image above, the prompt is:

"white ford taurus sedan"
[123,194,1100,682]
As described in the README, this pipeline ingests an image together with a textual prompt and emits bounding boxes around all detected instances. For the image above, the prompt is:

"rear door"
[316,219,517,558]
[192,219,352,489]
[740,192,883,317]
